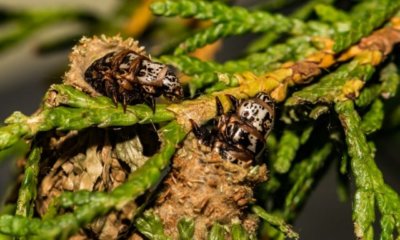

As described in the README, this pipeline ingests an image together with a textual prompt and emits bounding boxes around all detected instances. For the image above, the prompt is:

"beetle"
[150,93,273,239]
[84,49,183,112]
[191,92,275,166]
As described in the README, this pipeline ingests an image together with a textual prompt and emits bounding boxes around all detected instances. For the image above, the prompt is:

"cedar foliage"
[0,0,400,239]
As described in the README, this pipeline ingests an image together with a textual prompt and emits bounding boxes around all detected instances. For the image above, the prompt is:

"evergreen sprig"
[286,59,375,105]
[284,143,333,220]
[314,4,350,23]
[274,130,300,174]
[135,211,171,240]
[151,0,332,55]
[333,0,400,52]
[177,218,195,240]
[15,144,42,218]
[0,0,400,239]
[252,206,299,239]
[151,0,301,28]
[360,99,384,135]
[0,85,174,151]
[0,121,186,238]
[335,101,400,239]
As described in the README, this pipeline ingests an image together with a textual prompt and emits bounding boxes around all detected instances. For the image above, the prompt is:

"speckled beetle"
[191,92,275,166]
[84,49,183,111]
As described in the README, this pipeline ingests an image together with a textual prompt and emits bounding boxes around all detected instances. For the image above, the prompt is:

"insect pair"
[85,50,275,165]
[191,93,275,166]
[84,49,183,112]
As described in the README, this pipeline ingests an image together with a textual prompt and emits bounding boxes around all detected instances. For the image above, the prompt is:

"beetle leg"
[190,119,214,147]
[144,96,156,113]
[190,119,202,138]
[215,97,224,116]
[104,78,118,107]
[226,94,239,111]
[122,94,128,113]
[112,94,118,108]
[212,97,225,126]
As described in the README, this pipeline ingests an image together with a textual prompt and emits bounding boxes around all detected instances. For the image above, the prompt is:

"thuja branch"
[333,0,400,52]
[160,35,317,92]
[252,206,299,239]
[46,120,186,213]
[0,121,186,238]
[168,22,400,131]
[151,0,304,28]
[247,0,335,53]
[0,4,399,239]
[135,210,171,240]
[335,101,400,239]
[2,17,398,153]
[151,0,328,55]
[360,99,384,135]
[286,24,400,106]
[284,143,333,220]
[0,85,175,151]
[15,144,42,218]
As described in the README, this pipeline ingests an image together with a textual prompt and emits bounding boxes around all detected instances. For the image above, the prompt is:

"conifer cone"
[35,127,151,239]
[152,134,267,239]
[63,35,145,96]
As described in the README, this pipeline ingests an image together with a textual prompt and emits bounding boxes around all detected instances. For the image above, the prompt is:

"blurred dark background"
[0,0,399,239]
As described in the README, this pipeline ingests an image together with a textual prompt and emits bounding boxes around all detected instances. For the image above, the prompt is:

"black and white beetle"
[191,92,275,166]
[84,49,183,112]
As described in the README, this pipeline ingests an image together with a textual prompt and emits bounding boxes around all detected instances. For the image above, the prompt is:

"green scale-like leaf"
[286,60,375,106]
[151,0,308,54]
[135,211,171,240]
[15,145,42,218]
[361,99,384,135]
[333,0,400,52]
[284,143,333,220]
[252,205,299,239]
[335,101,400,239]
